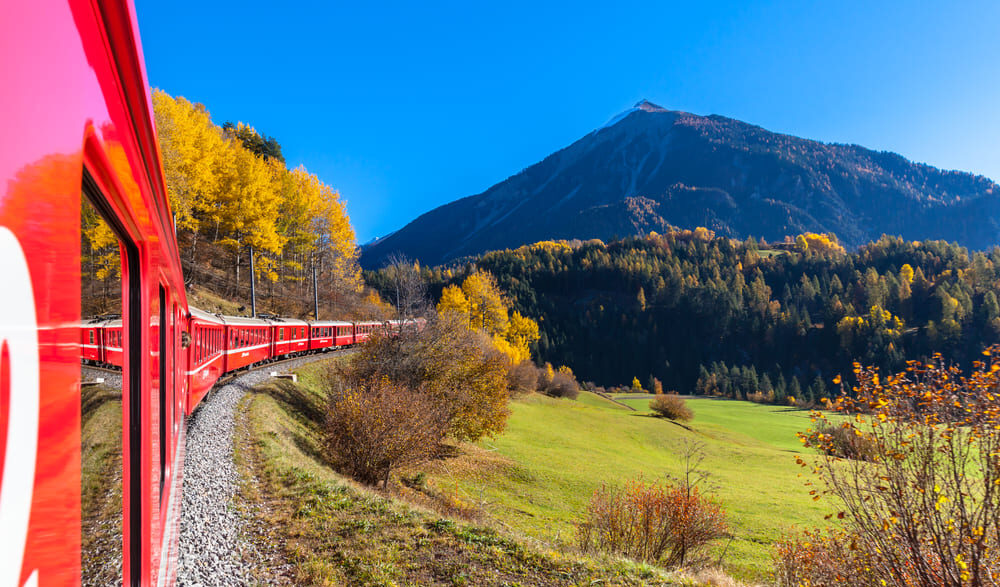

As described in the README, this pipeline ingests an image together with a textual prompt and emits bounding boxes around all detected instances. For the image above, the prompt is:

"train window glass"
[80,178,128,585]
[172,305,179,440]
[158,286,167,499]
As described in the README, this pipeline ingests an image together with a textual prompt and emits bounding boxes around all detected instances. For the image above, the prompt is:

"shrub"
[649,394,693,422]
[774,529,877,586]
[545,371,579,399]
[812,422,876,461]
[789,350,1000,586]
[323,377,449,487]
[347,311,510,442]
[578,476,727,568]
[506,360,539,395]
[536,362,554,390]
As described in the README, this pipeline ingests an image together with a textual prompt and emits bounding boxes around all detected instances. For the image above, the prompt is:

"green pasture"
[424,391,833,581]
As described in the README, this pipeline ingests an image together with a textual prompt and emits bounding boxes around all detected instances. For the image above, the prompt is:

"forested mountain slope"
[361,101,1000,268]
[404,232,1000,402]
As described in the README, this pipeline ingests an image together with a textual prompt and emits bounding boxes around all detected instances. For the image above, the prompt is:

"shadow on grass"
[252,379,331,466]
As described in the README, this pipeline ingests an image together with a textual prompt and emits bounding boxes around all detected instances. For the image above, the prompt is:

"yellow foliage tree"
[461,271,510,337]
[795,233,846,256]
[437,271,540,363]
[152,90,226,234]
[152,89,362,310]
[438,284,470,316]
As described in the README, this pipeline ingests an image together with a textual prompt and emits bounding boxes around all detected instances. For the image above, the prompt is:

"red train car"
[103,318,125,368]
[0,0,191,584]
[353,320,382,345]
[222,315,272,372]
[187,308,226,413]
[267,317,310,358]
[334,322,355,347]
[80,318,108,363]
[308,320,352,351]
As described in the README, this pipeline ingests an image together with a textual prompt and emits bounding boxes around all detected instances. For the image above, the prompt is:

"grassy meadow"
[236,362,684,586]
[417,392,833,581]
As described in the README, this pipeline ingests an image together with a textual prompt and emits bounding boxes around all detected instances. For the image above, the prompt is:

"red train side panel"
[0,0,191,584]
[267,317,309,358]
[81,320,104,363]
[353,321,381,345]
[222,316,272,372]
[308,320,351,351]
[103,319,124,368]
[186,308,225,414]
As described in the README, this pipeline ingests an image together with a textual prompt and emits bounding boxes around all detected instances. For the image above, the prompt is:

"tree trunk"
[234,241,241,299]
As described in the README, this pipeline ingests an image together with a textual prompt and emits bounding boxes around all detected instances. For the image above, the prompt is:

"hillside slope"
[361,101,1000,268]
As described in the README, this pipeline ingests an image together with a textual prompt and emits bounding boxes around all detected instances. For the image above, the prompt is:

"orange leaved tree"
[782,349,1000,586]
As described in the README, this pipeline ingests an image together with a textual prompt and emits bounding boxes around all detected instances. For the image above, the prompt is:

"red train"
[0,1,419,585]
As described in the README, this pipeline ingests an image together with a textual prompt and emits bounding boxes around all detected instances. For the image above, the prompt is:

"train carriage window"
[80,175,137,586]
[158,286,167,499]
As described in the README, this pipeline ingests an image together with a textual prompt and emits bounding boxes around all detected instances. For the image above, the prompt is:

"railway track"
[177,350,352,585]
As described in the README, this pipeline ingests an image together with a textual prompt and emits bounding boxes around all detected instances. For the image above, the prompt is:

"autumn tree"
[346,311,510,442]
[783,352,1000,586]
[152,90,227,262]
[223,121,284,163]
[382,254,429,319]
[437,270,540,363]
[152,90,362,315]
[323,375,449,487]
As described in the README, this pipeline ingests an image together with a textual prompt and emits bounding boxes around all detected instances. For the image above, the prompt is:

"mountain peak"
[360,107,1000,268]
[599,100,675,131]
[635,99,669,112]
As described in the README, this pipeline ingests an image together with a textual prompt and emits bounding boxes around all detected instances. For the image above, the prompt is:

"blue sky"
[135,0,1000,244]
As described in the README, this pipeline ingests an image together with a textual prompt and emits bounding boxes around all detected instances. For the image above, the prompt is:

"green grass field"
[421,391,832,581]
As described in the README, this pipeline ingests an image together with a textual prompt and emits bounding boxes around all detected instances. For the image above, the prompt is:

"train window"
[80,175,134,585]
[172,304,179,440]
[158,286,167,499]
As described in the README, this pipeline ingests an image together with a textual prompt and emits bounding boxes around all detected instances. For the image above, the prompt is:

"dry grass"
[679,568,763,587]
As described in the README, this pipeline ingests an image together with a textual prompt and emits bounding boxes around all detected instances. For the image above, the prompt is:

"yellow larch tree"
[437,271,540,363]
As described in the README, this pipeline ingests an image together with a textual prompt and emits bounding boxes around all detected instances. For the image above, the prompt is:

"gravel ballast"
[176,356,334,586]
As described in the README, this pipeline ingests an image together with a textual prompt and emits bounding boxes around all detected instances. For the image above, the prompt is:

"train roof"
[81,315,121,327]
[261,316,309,327]
[308,320,354,327]
[189,307,226,324]
[216,314,272,326]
